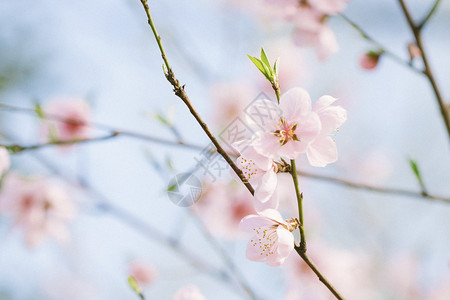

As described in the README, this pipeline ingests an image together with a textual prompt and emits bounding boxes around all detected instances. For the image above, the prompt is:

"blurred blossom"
[0,146,10,176]
[285,241,374,299]
[359,51,381,70]
[128,260,158,286]
[41,97,91,144]
[193,180,255,239]
[0,173,76,247]
[239,208,298,266]
[172,285,205,300]
[210,82,255,128]
[385,254,422,299]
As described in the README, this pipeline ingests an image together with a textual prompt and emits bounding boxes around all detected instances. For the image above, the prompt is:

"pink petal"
[277,139,306,159]
[275,226,295,257]
[318,105,347,134]
[258,208,285,224]
[252,132,280,159]
[297,112,321,144]
[245,99,280,131]
[306,135,337,167]
[254,171,278,212]
[313,95,337,113]
[279,88,312,120]
[239,214,274,232]
[245,238,268,262]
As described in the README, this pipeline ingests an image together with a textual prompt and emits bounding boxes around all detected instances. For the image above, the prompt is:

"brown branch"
[137,0,254,195]
[397,0,450,142]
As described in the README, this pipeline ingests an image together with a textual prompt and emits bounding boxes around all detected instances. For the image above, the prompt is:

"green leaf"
[273,57,280,77]
[409,158,427,194]
[247,55,267,75]
[155,113,171,126]
[128,276,142,295]
[260,47,271,69]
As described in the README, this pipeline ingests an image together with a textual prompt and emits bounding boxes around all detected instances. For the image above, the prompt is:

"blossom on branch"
[172,285,205,300]
[41,97,91,144]
[239,209,298,266]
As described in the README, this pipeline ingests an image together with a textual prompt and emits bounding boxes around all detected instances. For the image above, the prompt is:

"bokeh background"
[0,0,450,299]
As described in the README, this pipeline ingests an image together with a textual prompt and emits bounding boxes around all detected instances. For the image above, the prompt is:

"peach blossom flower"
[129,261,158,286]
[250,88,321,160]
[234,142,279,211]
[306,95,347,166]
[0,173,76,247]
[309,0,349,15]
[0,146,10,177]
[42,97,91,143]
[172,285,205,300]
[240,209,297,266]
[194,180,254,239]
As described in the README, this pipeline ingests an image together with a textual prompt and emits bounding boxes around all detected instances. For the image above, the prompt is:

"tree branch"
[397,0,450,142]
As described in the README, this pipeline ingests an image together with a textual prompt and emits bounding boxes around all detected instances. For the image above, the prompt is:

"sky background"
[0,0,450,299]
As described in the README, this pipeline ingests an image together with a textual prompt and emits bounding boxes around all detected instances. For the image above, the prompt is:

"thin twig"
[418,0,442,30]
[397,0,450,142]
[1,133,120,153]
[338,13,424,75]
[290,160,344,299]
[137,0,254,195]
[298,170,450,204]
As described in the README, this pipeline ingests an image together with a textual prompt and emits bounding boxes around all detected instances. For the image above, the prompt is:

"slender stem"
[290,160,344,299]
[294,248,345,300]
[338,14,424,75]
[298,170,450,204]
[290,159,306,250]
[1,133,119,153]
[418,0,442,29]
[397,0,450,142]
[137,0,254,195]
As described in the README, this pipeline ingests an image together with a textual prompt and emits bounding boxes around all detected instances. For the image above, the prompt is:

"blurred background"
[0,0,449,299]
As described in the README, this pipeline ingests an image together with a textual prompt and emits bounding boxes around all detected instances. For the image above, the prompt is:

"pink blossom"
[194,180,255,239]
[172,285,205,300]
[0,147,10,177]
[41,97,91,143]
[129,261,158,286]
[408,42,421,59]
[0,173,76,247]
[250,88,321,160]
[293,21,339,61]
[306,95,347,166]
[359,52,381,70]
[239,209,297,266]
[234,142,279,211]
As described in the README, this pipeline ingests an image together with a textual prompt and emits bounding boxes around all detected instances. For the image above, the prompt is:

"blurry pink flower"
[129,261,158,286]
[293,22,339,61]
[234,142,278,211]
[0,146,10,176]
[42,97,91,143]
[359,51,381,70]
[306,95,347,167]
[194,180,255,239]
[0,173,76,247]
[172,285,205,300]
[250,88,321,160]
[356,149,392,184]
[239,209,297,266]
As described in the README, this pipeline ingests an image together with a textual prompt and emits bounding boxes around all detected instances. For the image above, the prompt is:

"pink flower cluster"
[0,173,76,247]
[262,0,348,60]
[234,87,346,266]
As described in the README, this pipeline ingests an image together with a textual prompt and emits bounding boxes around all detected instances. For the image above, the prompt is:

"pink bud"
[359,51,381,70]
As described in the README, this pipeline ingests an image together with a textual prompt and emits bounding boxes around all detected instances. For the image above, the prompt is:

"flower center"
[273,117,300,146]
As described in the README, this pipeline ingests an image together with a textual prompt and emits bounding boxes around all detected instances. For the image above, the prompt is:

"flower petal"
[254,171,278,212]
[239,214,274,232]
[279,88,312,120]
[318,105,347,134]
[297,111,321,144]
[306,135,337,167]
